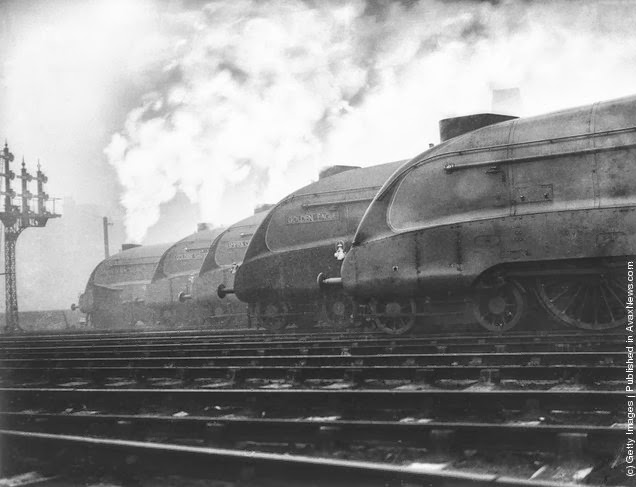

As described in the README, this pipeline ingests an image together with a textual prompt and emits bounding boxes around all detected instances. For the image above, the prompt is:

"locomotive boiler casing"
[234,162,403,319]
[192,211,269,325]
[80,243,171,328]
[145,227,224,325]
[341,95,636,300]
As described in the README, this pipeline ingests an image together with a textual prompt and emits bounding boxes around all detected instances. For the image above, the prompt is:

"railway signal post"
[0,142,60,333]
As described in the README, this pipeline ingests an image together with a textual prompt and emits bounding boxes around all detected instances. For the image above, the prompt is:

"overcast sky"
[2,0,636,246]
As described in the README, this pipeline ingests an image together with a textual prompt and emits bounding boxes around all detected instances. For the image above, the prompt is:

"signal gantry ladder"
[0,142,59,333]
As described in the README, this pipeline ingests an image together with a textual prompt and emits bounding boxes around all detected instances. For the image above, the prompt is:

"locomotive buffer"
[0,142,60,333]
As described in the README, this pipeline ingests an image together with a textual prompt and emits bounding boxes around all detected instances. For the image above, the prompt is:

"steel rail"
[2,410,621,431]
[0,351,624,369]
[0,412,622,462]
[0,388,624,416]
[0,429,565,486]
[0,335,623,358]
[1,331,623,348]
[0,328,382,344]
[0,364,622,386]
[0,329,620,347]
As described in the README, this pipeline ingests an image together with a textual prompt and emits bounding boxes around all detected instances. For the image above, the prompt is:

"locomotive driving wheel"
[325,296,353,328]
[472,280,526,332]
[369,298,416,335]
[212,305,234,328]
[255,302,290,332]
[534,271,626,330]
[158,309,176,328]
[202,316,215,327]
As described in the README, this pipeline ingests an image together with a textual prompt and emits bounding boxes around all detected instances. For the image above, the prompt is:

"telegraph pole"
[0,142,60,333]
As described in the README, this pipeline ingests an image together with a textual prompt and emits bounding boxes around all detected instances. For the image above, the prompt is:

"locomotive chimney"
[197,222,210,232]
[318,165,361,180]
[254,203,274,214]
[438,87,521,142]
[121,243,141,251]
[439,113,518,142]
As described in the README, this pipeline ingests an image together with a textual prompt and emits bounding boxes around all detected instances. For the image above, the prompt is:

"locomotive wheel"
[256,302,289,332]
[203,316,215,327]
[535,272,626,330]
[295,314,315,330]
[325,297,352,328]
[472,280,526,332]
[226,314,240,329]
[369,298,416,335]
[203,307,232,328]
[158,310,175,328]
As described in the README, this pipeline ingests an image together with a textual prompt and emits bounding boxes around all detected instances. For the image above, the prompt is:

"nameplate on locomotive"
[227,240,250,248]
[175,250,206,260]
[286,211,340,225]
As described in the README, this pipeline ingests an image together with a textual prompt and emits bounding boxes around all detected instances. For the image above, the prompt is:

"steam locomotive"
[145,224,224,326]
[189,209,270,327]
[78,243,172,328]
[233,162,404,330]
[77,211,269,329]
[78,94,634,333]
[336,95,635,333]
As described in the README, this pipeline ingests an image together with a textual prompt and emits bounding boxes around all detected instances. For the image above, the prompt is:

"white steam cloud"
[106,0,636,242]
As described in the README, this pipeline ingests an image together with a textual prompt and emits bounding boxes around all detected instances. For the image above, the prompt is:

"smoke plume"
[106,0,636,242]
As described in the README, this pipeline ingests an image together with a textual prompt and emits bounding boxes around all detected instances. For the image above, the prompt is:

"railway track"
[0,336,624,360]
[0,330,624,362]
[0,387,623,484]
[0,351,624,371]
[0,327,621,348]
[0,328,628,485]
[0,430,564,486]
[0,363,622,387]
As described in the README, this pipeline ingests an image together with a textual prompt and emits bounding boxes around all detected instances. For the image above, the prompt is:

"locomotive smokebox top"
[121,243,141,251]
[318,165,361,180]
[439,113,518,142]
